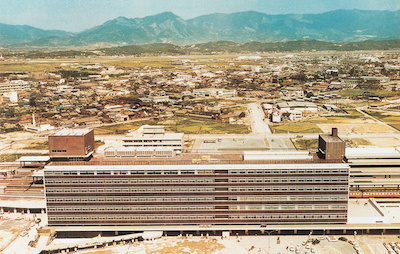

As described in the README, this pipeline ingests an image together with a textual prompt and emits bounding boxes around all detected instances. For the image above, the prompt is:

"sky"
[1,0,400,32]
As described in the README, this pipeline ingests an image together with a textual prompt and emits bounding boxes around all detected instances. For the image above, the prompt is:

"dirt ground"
[317,123,394,134]
[366,137,400,147]
[0,216,32,252]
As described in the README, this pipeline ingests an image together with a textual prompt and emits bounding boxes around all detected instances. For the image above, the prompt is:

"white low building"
[121,125,184,155]
[277,101,318,113]
[192,88,237,98]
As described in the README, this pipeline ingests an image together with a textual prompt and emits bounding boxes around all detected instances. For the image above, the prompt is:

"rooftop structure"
[119,125,184,156]
[48,128,95,161]
[318,128,345,161]
[277,101,318,113]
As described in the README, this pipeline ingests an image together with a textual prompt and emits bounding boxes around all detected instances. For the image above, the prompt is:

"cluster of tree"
[3,39,400,58]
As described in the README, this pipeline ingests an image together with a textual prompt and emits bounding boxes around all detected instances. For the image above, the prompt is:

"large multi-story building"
[44,129,349,228]
[44,161,349,227]
[0,80,31,93]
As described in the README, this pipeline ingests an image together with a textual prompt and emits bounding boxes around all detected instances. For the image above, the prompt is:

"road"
[247,103,271,135]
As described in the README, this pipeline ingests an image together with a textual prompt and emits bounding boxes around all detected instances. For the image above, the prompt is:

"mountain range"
[1,9,400,47]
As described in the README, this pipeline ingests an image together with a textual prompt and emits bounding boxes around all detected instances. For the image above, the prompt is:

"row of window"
[48,204,347,212]
[46,186,348,193]
[45,177,347,185]
[238,195,347,201]
[51,150,67,153]
[230,186,348,192]
[48,197,216,203]
[46,178,215,184]
[48,214,347,221]
[123,139,182,142]
[47,195,346,203]
[45,168,348,176]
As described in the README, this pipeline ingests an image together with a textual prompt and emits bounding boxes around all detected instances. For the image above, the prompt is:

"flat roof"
[50,128,92,137]
[124,132,184,139]
[320,134,344,142]
[32,169,44,177]
[45,163,349,171]
[244,151,312,161]
[346,147,400,159]
[0,199,46,209]
[16,156,50,162]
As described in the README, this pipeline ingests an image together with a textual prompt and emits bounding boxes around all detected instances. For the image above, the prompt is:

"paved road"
[247,103,271,135]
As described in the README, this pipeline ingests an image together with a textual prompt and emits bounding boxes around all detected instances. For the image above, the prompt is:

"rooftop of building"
[319,128,344,143]
[319,134,344,143]
[125,125,184,138]
[49,128,92,137]
[48,152,345,166]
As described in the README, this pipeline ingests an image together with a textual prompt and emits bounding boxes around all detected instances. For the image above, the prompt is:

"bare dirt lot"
[317,123,394,134]
[0,215,32,252]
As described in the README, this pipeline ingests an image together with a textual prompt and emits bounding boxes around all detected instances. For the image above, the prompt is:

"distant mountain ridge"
[0,23,72,46]
[2,9,400,47]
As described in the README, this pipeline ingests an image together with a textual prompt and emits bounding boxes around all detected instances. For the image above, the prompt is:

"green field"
[292,139,319,150]
[339,89,400,98]
[270,124,322,133]
[94,117,250,135]
[94,120,154,135]
[365,110,400,130]
[0,61,61,73]
[348,138,371,147]
[24,141,48,150]
[166,117,250,134]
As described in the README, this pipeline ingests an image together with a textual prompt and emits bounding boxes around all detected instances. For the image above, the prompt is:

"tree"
[5,108,16,118]
[29,96,37,107]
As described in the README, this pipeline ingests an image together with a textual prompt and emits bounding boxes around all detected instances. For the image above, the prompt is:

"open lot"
[47,234,400,254]
[365,110,400,131]
[317,123,394,134]
[95,117,250,135]
[0,214,35,252]
[269,123,323,134]
[191,137,268,153]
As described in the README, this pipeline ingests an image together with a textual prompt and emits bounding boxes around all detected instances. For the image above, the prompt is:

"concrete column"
[294,229,298,234]
[366,229,370,234]
[27,209,30,214]
[13,208,17,214]
[343,229,346,234]
[41,209,45,214]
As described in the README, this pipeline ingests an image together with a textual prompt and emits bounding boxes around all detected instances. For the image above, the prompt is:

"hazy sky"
[1,0,400,32]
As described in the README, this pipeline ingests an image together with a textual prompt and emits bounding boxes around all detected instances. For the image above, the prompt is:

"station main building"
[43,128,349,228]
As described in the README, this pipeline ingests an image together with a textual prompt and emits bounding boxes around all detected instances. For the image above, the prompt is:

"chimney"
[32,113,36,126]
[332,128,338,137]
